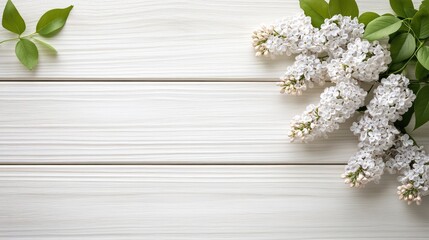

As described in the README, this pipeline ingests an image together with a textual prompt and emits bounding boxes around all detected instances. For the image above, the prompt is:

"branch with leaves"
[252,0,429,205]
[1,0,73,70]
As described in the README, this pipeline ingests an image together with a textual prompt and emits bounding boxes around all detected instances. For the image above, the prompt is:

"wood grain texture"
[1,165,429,240]
[0,0,413,80]
[2,82,428,164]
[0,82,365,164]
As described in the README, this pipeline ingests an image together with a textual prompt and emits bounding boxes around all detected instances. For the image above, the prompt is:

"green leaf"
[421,0,429,10]
[395,105,415,130]
[389,0,417,18]
[389,61,407,72]
[414,85,429,130]
[329,0,359,18]
[417,46,429,71]
[36,5,73,37]
[395,83,420,129]
[416,62,429,81]
[32,38,57,54]
[390,33,416,63]
[358,12,380,26]
[2,0,25,34]
[397,22,410,33]
[299,0,329,28]
[15,39,38,70]
[363,16,402,41]
[411,9,429,39]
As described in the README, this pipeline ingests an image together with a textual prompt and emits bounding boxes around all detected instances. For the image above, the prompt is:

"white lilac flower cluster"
[253,13,429,205]
[257,14,387,96]
[252,13,323,57]
[327,38,391,83]
[386,134,429,205]
[343,75,415,188]
[289,80,366,142]
[252,14,363,57]
[253,13,390,142]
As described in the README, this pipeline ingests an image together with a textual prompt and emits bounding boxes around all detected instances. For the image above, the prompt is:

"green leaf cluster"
[299,0,359,27]
[1,0,73,70]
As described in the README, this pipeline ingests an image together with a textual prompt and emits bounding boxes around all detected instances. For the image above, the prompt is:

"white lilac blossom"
[343,74,415,188]
[252,13,324,57]
[255,13,384,96]
[344,119,398,186]
[386,135,423,174]
[385,134,428,205]
[268,13,324,55]
[269,14,385,96]
[342,150,385,187]
[289,80,366,142]
[319,15,365,58]
[399,158,429,205]
[367,74,415,121]
[288,104,319,141]
[278,54,328,95]
[252,25,274,57]
[397,183,422,205]
[252,13,429,205]
[350,116,399,154]
[349,74,414,152]
[252,13,365,58]
[327,38,391,83]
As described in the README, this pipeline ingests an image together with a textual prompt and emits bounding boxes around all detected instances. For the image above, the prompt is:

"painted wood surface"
[0,82,427,164]
[0,0,414,80]
[1,165,428,240]
[0,82,360,164]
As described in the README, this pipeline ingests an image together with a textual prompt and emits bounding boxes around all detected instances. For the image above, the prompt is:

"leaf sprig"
[1,0,73,70]
[300,0,429,133]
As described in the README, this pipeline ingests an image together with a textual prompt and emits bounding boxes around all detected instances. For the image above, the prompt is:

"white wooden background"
[0,0,428,239]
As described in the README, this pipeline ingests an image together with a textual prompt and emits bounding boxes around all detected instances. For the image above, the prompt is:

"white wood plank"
[0,165,428,240]
[0,0,410,80]
[2,82,428,164]
[0,82,366,164]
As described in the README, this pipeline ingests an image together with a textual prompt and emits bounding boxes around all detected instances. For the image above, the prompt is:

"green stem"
[0,32,38,45]
[367,83,375,93]
[410,80,429,84]
[0,37,18,44]
[25,32,38,38]
[403,21,420,43]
